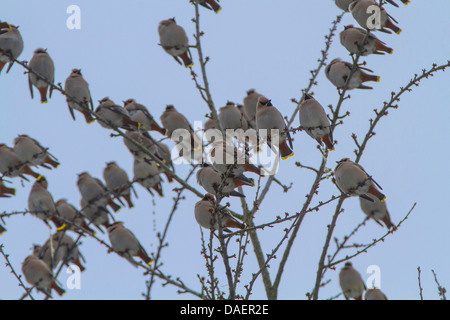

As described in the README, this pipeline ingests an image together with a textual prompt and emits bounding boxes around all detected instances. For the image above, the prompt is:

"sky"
[1,0,450,300]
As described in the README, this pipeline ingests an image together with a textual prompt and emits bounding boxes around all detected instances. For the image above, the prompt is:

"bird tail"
[179,51,194,68]
[224,218,246,230]
[360,71,380,84]
[51,280,66,296]
[22,165,40,179]
[38,87,49,103]
[122,193,134,208]
[205,0,221,13]
[322,134,334,151]
[384,18,402,35]
[44,155,60,169]
[0,225,6,235]
[82,110,96,124]
[243,163,262,175]
[367,184,386,202]
[137,247,153,266]
[279,140,294,160]
[0,61,6,74]
[382,213,397,230]
[150,121,167,135]
[107,198,121,212]
[374,41,394,55]
[0,183,15,196]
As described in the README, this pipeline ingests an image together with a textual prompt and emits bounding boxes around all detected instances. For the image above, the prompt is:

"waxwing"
[123,99,166,135]
[335,0,407,11]
[13,134,60,169]
[36,231,86,272]
[95,97,138,130]
[349,0,401,34]
[196,163,254,198]
[103,161,135,208]
[325,58,380,90]
[64,69,95,124]
[204,118,218,131]
[55,199,96,234]
[0,23,24,73]
[160,105,201,151]
[194,194,246,231]
[0,143,40,180]
[28,48,55,103]
[365,288,388,300]
[195,0,221,13]
[122,130,156,159]
[243,89,264,126]
[218,101,249,131]
[107,221,153,267]
[299,94,334,151]
[339,262,366,300]
[133,157,163,197]
[76,172,121,212]
[255,96,294,160]
[340,25,393,56]
[158,18,193,68]
[79,197,112,232]
[21,255,65,297]
[359,194,396,230]
[149,141,175,183]
[27,176,64,229]
[334,158,386,202]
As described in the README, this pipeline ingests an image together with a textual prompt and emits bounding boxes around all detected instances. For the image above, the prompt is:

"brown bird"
[196,0,222,13]
[0,143,40,180]
[325,58,380,90]
[95,97,138,130]
[103,161,135,208]
[349,0,401,35]
[76,172,121,213]
[64,68,95,124]
[55,199,96,234]
[123,98,166,135]
[194,194,246,231]
[359,194,396,230]
[158,18,193,68]
[133,157,164,197]
[13,134,60,170]
[340,25,393,56]
[28,48,55,103]
[339,261,366,300]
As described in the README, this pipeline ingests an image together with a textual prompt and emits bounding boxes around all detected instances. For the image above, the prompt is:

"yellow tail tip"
[138,122,141,129]
[281,152,294,160]
[0,229,6,235]
[41,101,48,104]
[381,196,386,202]
[164,129,169,136]
[12,188,16,196]
[250,178,255,187]
[36,174,42,181]
[376,76,381,82]
[57,224,67,231]
[215,6,222,13]
[328,147,335,151]
[389,48,394,54]
[396,28,402,35]
[403,0,410,4]
[87,119,96,124]
[185,62,194,68]
[146,259,154,266]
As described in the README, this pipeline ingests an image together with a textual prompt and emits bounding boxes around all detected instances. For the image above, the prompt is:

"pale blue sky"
[1,0,449,300]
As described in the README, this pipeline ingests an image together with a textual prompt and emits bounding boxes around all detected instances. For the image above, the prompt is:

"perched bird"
[27,175,63,229]
[123,130,157,159]
[255,97,294,160]
[0,143,40,180]
[103,161,135,208]
[0,179,15,197]
[76,172,121,213]
[349,0,402,34]
[63,69,95,124]
[95,97,138,130]
[160,105,201,151]
[196,163,254,198]
[79,197,112,232]
[133,157,163,197]
[13,134,60,169]
[123,98,166,135]
[335,0,407,11]
[0,22,24,73]
[107,221,153,267]
[158,18,193,68]
[243,89,264,128]
[325,58,380,90]
[204,118,218,131]
[359,194,396,229]
[339,262,366,300]
[334,158,386,202]
[149,141,175,183]
[365,288,388,300]
[196,0,221,13]
[28,48,55,103]
[340,25,393,56]
[194,194,246,231]
[55,199,96,234]
[21,255,65,297]
[218,101,249,131]
[36,231,86,272]
[299,94,334,151]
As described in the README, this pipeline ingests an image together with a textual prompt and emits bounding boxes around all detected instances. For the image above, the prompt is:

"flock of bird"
[0,0,409,299]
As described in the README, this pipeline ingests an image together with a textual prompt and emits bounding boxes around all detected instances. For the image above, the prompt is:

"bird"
[349,0,402,34]
[334,158,386,202]
[158,18,193,68]
[122,130,157,159]
[340,25,393,56]
[196,163,254,198]
[339,261,366,300]
[0,143,40,180]
[218,101,249,131]
[335,0,407,11]
[365,287,388,300]
[359,194,396,230]
[0,22,24,73]
[123,98,166,135]
[133,157,164,197]
[299,94,334,151]
[63,69,95,124]
[55,199,96,234]
[255,96,294,160]
[243,89,264,128]
[79,197,112,232]
[103,161,135,208]
[160,105,201,151]
[325,58,380,90]
[13,134,60,169]
[35,231,86,272]
[194,193,246,231]
[21,254,65,297]
[27,175,64,229]
[95,97,139,130]
[148,141,175,183]
[76,172,121,213]
[107,221,153,267]
[195,0,221,13]
[28,48,55,103]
